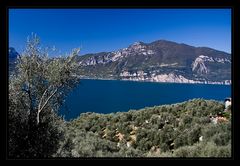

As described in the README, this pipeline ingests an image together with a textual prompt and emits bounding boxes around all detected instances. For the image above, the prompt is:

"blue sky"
[9,9,231,56]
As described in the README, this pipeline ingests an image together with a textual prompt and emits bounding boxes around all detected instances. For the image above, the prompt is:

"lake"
[60,79,231,120]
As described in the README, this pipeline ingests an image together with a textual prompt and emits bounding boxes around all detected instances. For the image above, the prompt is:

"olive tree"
[8,34,81,158]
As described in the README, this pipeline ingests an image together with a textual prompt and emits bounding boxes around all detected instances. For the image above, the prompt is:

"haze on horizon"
[9,9,231,56]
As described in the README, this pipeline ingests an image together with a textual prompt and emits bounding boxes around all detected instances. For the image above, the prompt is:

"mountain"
[75,40,231,84]
[9,47,19,73]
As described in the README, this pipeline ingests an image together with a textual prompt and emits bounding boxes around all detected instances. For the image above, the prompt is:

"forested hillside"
[55,99,231,157]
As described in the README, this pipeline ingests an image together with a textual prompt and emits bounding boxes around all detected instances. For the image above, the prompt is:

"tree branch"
[38,85,52,112]
[37,87,58,124]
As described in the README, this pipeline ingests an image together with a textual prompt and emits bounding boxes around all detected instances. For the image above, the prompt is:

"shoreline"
[62,98,227,121]
[78,76,231,86]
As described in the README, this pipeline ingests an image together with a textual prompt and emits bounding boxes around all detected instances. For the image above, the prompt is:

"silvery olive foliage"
[8,34,80,158]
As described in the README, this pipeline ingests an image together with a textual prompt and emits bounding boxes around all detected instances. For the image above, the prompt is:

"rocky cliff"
[75,40,231,84]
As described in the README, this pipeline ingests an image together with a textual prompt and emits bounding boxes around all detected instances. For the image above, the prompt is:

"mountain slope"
[58,99,231,157]
[9,47,19,73]
[75,40,231,84]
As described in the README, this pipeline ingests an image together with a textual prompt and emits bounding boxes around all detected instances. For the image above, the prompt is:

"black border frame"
[1,0,239,161]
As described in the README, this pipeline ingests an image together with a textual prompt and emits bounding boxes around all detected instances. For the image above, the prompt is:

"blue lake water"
[60,79,231,120]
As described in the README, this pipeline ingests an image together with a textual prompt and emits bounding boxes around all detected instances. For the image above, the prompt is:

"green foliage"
[200,142,231,157]
[173,142,231,157]
[173,131,189,149]
[8,34,80,158]
[68,131,119,157]
[173,144,201,157]
[59,98,230,157]
[187,125,201,145]
[117,146,143,157]
[222,111,231,119]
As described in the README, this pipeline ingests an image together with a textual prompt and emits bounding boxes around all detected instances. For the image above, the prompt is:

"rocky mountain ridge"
[75,40,231,85]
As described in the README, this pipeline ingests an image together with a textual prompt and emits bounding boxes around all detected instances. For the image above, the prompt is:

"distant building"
[224,98,231,111]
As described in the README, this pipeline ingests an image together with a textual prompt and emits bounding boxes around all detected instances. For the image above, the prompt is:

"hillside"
[75,40,231,84]
[9,47,19,73]
[55,99,231,157]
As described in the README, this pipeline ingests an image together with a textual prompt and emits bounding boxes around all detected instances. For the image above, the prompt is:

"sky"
[9,9,231,56]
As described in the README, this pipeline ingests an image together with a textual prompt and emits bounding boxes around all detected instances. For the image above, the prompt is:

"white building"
[224,98,231,110]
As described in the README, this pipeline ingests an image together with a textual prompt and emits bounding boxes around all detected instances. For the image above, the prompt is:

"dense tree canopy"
[65,99,231,157]
[8,34,80,158]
